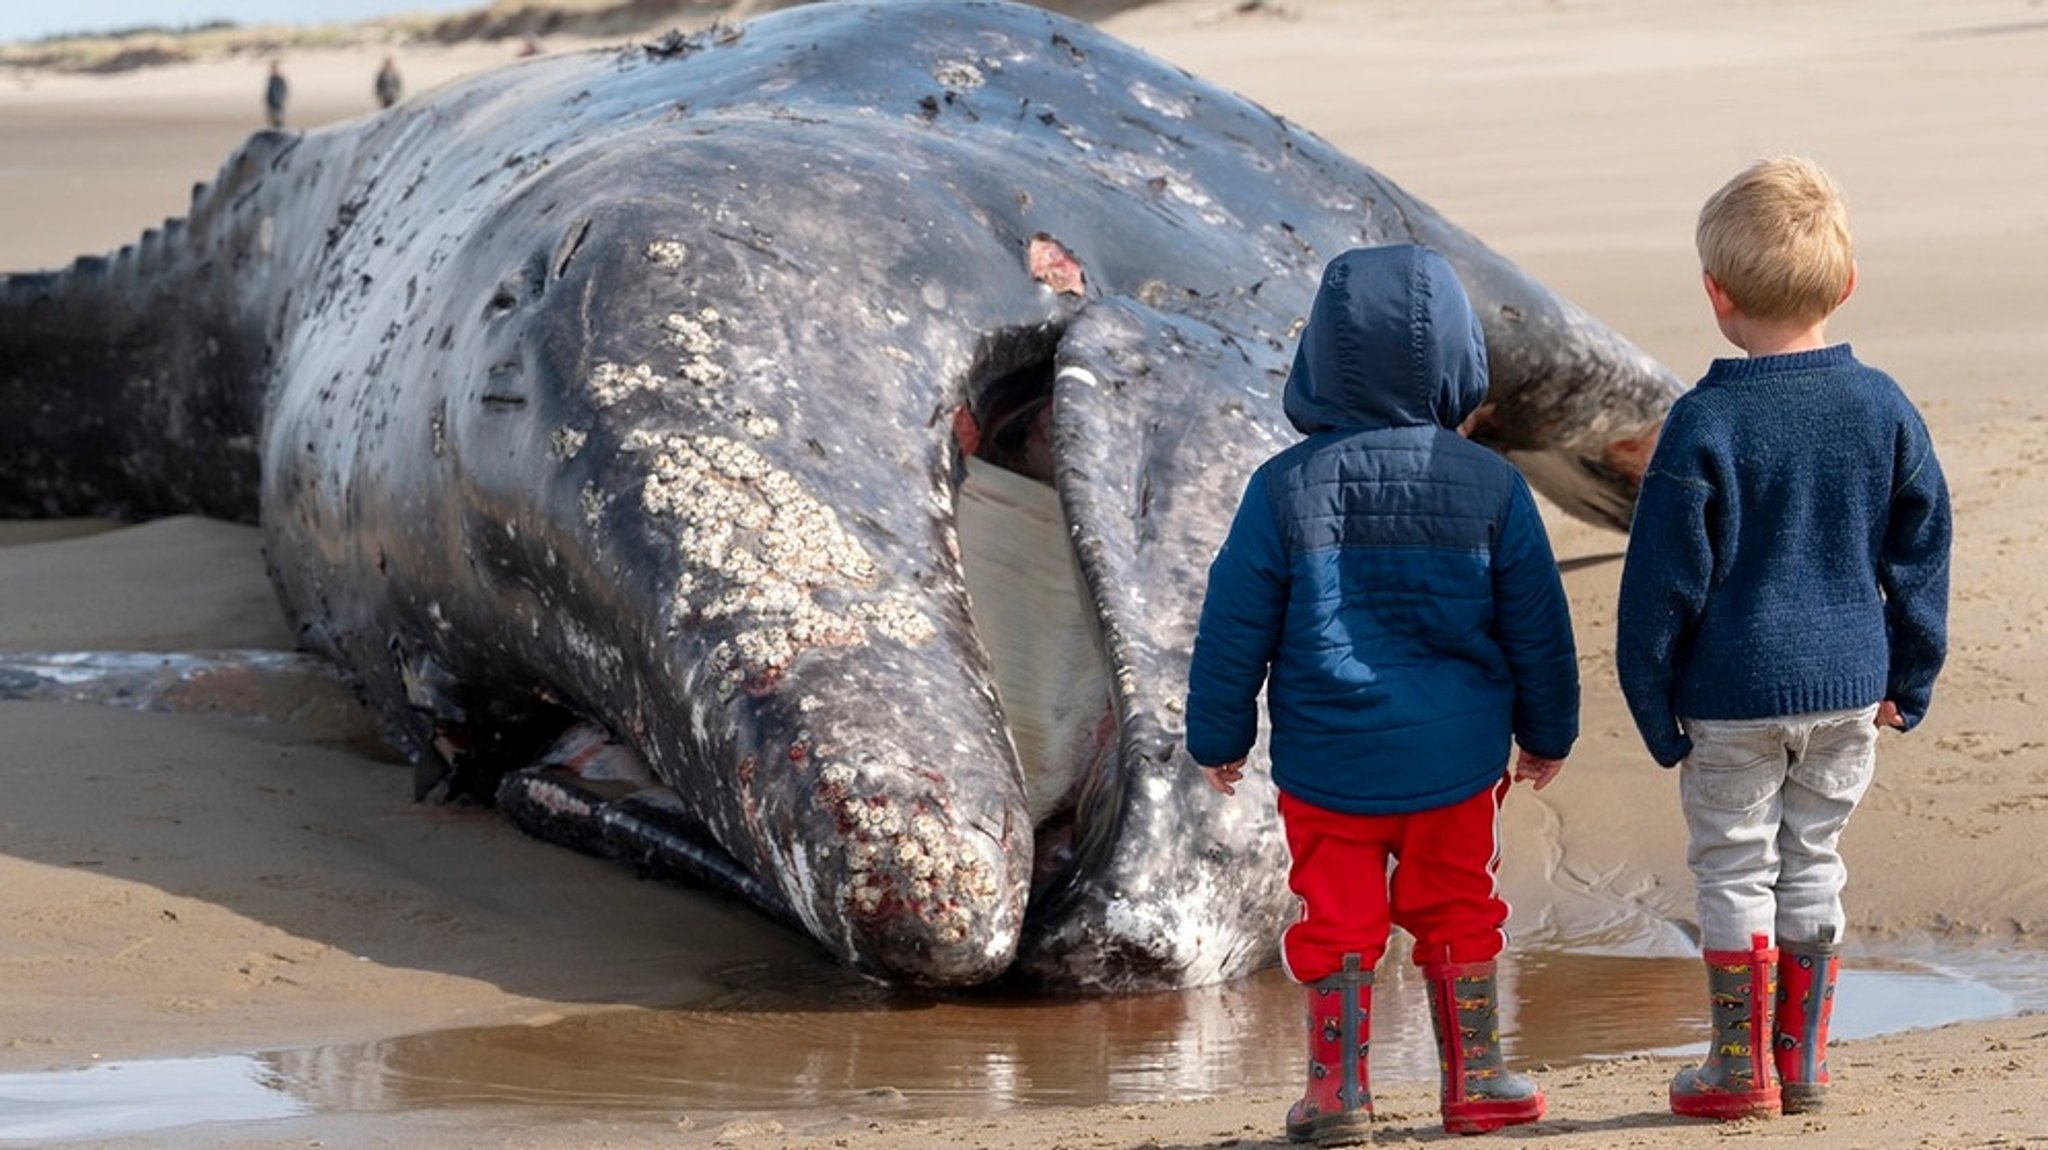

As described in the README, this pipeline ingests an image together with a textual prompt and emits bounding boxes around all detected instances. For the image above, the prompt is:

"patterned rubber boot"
[1672,932,1782,1119]
[1423,959,1544,1135]
[1775,926,1841,1114]
[1285,953,1374,1146]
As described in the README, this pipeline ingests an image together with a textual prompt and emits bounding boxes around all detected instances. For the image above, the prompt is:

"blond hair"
[1696,156,1854,325]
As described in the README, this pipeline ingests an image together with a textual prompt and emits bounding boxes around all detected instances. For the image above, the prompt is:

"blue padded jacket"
[1184,245,1580,814]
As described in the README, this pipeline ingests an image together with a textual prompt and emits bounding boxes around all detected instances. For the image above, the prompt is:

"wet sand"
[2,1,2046,1147]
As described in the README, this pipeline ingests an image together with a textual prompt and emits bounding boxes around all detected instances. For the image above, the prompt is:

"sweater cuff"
[1650,732,1693,769]
[1888,687,1932,732]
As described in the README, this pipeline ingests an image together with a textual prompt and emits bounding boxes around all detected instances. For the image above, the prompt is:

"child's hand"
[1513,750,1563,791]
[1876,700,1907,730]
[1200,759,1246,796]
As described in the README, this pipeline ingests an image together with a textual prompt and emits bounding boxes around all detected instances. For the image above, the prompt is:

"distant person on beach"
[263,60,288,129]
[1616,155,1952,1122]
[517,33,543,57]
[1185,243,1579,1144]
[374,55,402,109]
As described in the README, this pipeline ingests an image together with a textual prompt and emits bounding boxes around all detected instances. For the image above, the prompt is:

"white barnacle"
[851,599,937,646]
[698,589,749,621]
[663,311,715,352]
[934,61,985,89]
[784,604,854,647]
[896,838,930,873]
[822,536,879,584]
[645,239,688,269]
[627,430,939,686]
[707,640,746,694]
[753,468,807,512]
[752,574,807,615]
[849,878,885,914]
[858,802,903,836]
[550,426,587,460]
[679,357,727,386]
[589,360,664,407]
[753,525,807,569]
[723,546,767,585]
[955,850,997,899]
[665,309,729,387]
[699,435,767,482]
[676,521,736,570]
[731,627,794,674]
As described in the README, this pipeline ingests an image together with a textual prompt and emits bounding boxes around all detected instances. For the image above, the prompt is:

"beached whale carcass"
[0,0,1679,989]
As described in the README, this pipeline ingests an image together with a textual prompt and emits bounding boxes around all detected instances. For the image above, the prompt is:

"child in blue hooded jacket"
[1185,243,1579,1142]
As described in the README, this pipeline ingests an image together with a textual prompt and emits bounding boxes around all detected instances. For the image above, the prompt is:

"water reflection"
[0,1056,305,1142]
[260,947,2023,1117]
[0,947,2029,1142]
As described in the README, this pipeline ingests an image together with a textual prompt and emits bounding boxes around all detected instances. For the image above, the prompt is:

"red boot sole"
[1443,1095,1545,1135]
[1670,1087,1781,1120]
[1286,1110,1373,1146]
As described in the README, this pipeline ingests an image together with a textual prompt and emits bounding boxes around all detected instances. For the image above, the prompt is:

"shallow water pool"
[1,943,2036,1143]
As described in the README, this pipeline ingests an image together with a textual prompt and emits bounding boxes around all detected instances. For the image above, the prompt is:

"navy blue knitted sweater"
[1615,344,1951,767]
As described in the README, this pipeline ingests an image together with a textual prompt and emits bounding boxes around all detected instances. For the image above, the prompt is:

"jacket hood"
[1282,244,1490,435]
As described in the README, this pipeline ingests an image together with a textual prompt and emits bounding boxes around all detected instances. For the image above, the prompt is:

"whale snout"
[804,757,1026,986]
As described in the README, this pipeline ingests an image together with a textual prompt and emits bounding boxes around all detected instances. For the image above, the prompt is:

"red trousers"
[1279,775,1512,983]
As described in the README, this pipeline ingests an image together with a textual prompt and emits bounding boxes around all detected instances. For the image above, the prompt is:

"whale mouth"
[953,326,1121,899]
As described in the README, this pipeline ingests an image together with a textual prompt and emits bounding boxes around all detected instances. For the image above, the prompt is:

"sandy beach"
[2,1,2045,1146]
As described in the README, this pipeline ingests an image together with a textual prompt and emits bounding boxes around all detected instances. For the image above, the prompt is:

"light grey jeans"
[1678,705,1880,952]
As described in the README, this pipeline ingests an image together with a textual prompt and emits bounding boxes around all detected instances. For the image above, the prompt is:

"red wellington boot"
[1285,953,1373,1146]
[1424,959,1545,1135]
[1671,932,1781,1120]
[1775,927,1841,1114]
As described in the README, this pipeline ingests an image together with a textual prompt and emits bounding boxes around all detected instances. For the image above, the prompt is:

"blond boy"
[1616,156,1951,1120]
